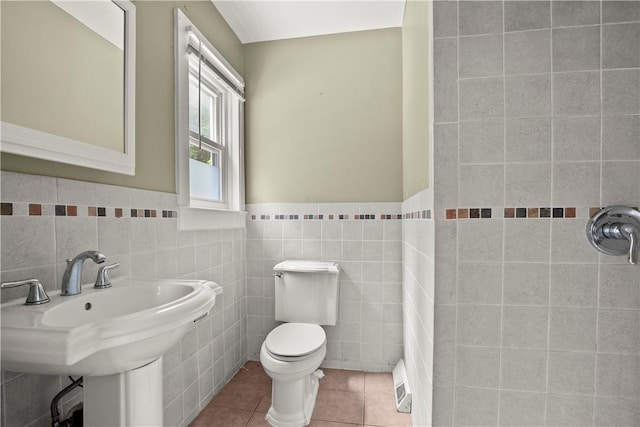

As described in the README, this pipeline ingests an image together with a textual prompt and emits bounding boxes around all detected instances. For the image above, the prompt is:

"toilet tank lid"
[273,260,340,274]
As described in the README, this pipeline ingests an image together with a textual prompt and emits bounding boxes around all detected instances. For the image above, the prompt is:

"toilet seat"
[265,323,325,361]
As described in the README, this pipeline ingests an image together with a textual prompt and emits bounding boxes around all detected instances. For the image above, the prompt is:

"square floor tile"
[190,406,253,427]
[255,391,272,413]
[364,391,412,427]
[312,389,365,424]
[233,361,271,384]
[309,421,364,427]
[210,379,270,411]
[320,368,365,393]
[364,372,394,394]
[246,412,271,427]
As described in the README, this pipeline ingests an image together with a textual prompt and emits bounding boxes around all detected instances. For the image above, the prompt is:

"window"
[188,66,223,202]
[175,9,244,224]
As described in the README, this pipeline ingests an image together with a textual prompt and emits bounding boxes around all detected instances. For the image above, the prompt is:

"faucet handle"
[1,279,50,305]
[95,263,120,289]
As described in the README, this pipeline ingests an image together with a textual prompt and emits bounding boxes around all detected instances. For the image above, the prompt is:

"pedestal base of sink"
[84,357,163,426]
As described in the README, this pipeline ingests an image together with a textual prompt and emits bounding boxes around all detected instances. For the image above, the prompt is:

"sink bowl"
[1,278,221,376]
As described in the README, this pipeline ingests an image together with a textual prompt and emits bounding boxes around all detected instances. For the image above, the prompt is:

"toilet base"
[265,372,320,427]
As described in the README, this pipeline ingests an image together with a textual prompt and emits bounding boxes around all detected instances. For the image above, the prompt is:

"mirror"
[0,0,135,175]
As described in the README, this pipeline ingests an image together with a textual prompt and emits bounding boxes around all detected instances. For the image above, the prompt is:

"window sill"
[178,206,246,230]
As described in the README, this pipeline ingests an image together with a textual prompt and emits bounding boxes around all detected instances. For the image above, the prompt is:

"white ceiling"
[212,0,406,44]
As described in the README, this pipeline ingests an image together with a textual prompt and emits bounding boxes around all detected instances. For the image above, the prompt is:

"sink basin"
[41,283,194,328]
[1,278,220,376]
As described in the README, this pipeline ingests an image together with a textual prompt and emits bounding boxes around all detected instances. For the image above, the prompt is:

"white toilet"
[260,260,340,427]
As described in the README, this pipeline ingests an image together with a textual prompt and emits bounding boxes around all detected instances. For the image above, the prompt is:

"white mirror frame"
[0,0,136,175]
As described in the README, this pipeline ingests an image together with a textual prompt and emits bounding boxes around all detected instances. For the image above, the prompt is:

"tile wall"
[401,188,435,427]
[0,171,247,427]
[432,1,640,425]
[245,203,404,372]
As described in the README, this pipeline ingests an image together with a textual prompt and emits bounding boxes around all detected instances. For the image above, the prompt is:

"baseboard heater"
[392,359,412,413]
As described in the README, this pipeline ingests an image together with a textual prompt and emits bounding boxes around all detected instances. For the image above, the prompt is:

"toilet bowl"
[260,323,326,427]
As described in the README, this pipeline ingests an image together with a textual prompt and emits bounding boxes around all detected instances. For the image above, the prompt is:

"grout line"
[452,111,640,125]
[451,0,461,424]
[545,2,557,422]
[497,2,507,425]
[456,67,639,82]
[592,2,604,425]
[438,21,614,41]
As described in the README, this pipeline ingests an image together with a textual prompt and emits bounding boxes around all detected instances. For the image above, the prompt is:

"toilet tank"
[273,260,340,325]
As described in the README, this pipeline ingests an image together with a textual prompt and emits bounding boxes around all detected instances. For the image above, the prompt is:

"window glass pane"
[189,78,199,134]
[189,142,222,202]
[189,75,220,143]
[199,89,217,142]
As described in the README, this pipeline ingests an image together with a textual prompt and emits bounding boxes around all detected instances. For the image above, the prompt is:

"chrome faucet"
[61,250,106,296]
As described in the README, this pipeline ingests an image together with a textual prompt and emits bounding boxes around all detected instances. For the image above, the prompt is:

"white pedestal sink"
[1,278,221,426]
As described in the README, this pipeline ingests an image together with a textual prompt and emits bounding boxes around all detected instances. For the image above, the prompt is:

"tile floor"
[190,361,412,427]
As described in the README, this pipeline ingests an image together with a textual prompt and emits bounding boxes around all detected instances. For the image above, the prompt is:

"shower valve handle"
[602,223,639,265]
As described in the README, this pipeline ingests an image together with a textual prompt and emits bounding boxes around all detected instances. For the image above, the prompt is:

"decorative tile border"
[0,202,177,219]
[403,210,432,219]
[442,206,619,220]
[250,213,405,221]
[504,207,576,219]
[446,208,492,219]
[6,201,623,222]
[250,211,435,221]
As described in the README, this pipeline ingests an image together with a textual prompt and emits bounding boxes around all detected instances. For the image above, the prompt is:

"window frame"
[174,9,245,229]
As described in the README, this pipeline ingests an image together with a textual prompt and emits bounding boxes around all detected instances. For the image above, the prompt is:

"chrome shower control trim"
[586,206,640,265]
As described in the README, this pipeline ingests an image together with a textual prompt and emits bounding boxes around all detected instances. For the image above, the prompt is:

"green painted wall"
[1,3,410,203]
[0,1,243,193]
[402,0,431,199]
[244,29,403,203]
